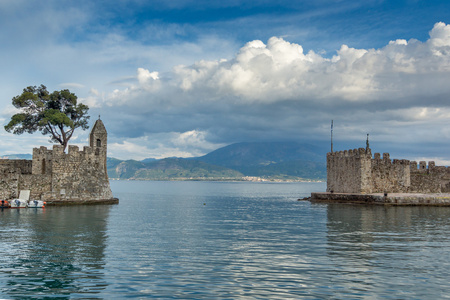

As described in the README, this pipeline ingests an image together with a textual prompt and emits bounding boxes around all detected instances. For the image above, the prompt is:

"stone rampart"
[327,147,450,194]
[0,159,32,174]
[28,143,112,202]
[371,154,410,193]
[0,119,115,204]
[409,161,450,193]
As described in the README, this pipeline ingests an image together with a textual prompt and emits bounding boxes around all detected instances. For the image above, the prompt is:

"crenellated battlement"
[33,144,100,160]
[329,147,372,158]
[372,153,396,164]
[407,160,449,172]
[393,159,410,165]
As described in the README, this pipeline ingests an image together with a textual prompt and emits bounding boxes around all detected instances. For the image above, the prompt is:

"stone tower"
[90,117,108,176]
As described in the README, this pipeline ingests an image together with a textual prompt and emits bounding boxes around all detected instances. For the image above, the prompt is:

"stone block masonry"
[0,119,117,205]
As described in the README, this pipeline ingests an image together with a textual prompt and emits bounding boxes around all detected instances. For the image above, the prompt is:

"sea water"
[1,181,450,299]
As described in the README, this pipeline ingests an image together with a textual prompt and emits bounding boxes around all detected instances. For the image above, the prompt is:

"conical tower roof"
[91,117,107,134]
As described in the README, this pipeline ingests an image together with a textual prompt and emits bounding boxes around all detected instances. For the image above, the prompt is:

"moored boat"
[27,200,46,208]
[10,199,28,208]
[0,200,10,208]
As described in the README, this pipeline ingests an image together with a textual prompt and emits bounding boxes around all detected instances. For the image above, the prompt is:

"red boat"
[0,200,11,209]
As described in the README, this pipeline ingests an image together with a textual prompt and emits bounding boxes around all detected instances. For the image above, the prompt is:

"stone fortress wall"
[0,159,32,200]
[327,147,450,194]
[0,119,114,203]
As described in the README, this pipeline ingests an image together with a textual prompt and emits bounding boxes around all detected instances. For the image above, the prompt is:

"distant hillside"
[198,142,325,167]
[196,142,326,180]
[108,158,147,179]
[107,141,327,181]
[108,157,243,180]
[0,154,32,160]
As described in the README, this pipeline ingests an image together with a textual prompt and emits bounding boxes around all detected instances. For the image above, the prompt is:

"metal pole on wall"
[366,133,369,152]
[331,120,333,153]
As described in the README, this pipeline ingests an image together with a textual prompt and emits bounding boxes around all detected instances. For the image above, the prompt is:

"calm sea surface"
[1,181,450,299]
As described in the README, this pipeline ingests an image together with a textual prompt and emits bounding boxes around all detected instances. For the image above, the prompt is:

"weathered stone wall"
[327,148,372,193]
[371,153,410,193]
[360,149,373,193]
[0,159,32,174]
[39,144,112,201]
[32,146,53,175]
[409,161,450,193]
[0,159,32,199]
[20,174,52,200]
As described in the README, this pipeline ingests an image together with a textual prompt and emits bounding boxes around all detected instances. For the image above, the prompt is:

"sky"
[1,0,450,163]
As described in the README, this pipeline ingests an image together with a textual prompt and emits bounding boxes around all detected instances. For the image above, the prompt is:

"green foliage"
[4,84,89,150]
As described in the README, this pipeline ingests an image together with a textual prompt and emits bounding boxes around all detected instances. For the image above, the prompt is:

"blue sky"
[1,0,450,163]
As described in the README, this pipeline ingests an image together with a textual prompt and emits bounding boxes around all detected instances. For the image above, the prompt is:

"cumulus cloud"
[92,22,450,160]
[137,68,159,84]
[101,22,450,108]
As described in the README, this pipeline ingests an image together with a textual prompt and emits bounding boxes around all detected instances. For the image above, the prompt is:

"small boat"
[10,199,28,208]
[27,200,46,208]
[0,200,10,208]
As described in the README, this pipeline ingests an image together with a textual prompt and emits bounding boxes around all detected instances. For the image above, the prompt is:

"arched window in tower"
[97,139,101,147]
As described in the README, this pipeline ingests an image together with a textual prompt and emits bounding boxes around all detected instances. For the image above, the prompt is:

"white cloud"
[59,83,85,89]
[428,21,450,48]
[110,140,157,160]
[0,131,50,156]
[108,130,226,160]
[105,22,450,109]
[172,130,226,151]
[137,68,159,84]
[78,88,104,109]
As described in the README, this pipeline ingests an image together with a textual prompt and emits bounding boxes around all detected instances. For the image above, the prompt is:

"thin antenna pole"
[331,120,333,153]
[366,133,369,152]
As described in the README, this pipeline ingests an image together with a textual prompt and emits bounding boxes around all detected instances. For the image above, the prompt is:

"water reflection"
[0,206,111,299]
[325,204,450,298]
[102,189,330,299]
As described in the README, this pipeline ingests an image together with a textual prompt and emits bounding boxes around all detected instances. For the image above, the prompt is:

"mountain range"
[1,142,328,181]
[109,142,327,181]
